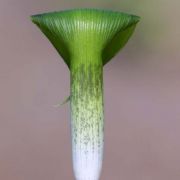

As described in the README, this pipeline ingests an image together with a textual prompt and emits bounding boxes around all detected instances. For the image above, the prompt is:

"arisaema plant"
[31,8,140,180]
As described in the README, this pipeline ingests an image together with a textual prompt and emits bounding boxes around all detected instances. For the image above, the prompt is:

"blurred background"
[0,0,180,179]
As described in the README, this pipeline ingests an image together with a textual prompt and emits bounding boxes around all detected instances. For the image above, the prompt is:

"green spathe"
[31,8,140,180]
[31,8,140,68]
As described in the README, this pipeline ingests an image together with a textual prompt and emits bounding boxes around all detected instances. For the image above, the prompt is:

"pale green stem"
[70,50,103,180]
